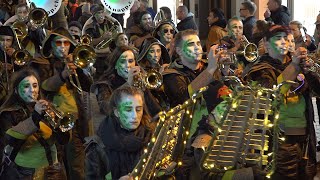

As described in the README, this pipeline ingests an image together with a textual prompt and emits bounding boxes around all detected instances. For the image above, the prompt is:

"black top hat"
[41,27,77,58]
[0,26,14,36]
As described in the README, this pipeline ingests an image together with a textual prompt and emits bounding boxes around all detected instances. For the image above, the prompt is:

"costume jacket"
[243,54,320,175]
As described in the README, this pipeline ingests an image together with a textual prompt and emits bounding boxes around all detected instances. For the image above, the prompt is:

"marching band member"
[38,27,93,180]
[85,86,155,180]
[243,25,320,179]
[0,68,69,179]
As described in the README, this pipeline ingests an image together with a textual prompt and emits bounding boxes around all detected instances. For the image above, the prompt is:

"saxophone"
[200,77,295,178]
[131,86,208,180]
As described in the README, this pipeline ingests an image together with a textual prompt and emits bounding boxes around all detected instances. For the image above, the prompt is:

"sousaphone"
[100,0,135,14]
[26,0,62,17]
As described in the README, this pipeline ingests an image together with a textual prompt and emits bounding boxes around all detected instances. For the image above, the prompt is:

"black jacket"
[243,16,256,42]
[266,5,291,25]
[85,115,153,180]
[177,16,198,31]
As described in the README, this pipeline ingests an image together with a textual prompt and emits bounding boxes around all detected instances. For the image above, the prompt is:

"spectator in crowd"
[206,8,227,52]
[264,0,291,25]
[289,20,317,52]
[240,1,257,42]
[176,5,198,31]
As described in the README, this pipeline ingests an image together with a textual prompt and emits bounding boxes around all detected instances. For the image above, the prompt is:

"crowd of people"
[0,0,320,179]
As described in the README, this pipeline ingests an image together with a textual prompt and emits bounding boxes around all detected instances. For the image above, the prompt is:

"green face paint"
[180,34,203,64]
[116,95,143,130]
[115,50,135,80]
[268,32,289,56]
[18,75,39,103]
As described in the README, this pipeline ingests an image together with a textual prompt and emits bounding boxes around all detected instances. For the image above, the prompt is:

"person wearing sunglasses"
[29,27,93,180]
[153,20,178,50]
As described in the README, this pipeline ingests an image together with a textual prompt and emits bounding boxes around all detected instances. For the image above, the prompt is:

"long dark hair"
[99,45,137,81]
[210,8,227,28]
[0,68,40,112]
[108,86,154,131]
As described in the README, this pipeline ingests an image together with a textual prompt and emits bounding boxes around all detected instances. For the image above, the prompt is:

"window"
[292,0,320,36]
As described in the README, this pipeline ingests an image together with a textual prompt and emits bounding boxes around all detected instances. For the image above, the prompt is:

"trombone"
[66,35,96,93]
[11,21,32,66]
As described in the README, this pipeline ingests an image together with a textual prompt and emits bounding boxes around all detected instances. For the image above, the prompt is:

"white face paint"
[158,24,174,44]
[115,50,136,80]
[114,94,143,130]
[18,75,39,103]
[51,37,71,59]
[147,44,162,66]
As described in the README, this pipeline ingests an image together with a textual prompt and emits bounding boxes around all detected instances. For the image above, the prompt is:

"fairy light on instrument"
[130,87,208,179]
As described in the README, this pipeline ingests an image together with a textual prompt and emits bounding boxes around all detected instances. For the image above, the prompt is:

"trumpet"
[36,100,75,132]
[133,66,163,90]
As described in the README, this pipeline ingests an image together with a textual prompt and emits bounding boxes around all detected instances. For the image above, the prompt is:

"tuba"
[237,35,258,62]
[100,0,134,14]
[131,86,208,180]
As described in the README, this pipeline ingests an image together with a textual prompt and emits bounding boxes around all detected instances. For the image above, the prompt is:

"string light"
[275,113,279,120]
[178,161,182,166]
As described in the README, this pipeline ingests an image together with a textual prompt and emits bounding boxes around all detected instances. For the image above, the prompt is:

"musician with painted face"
[85,86,154,180]
[163,29,227,137]
[243,25,320,179]
[0,68,69,179]
[153,20,178,50]
[92,45,161,116]
[37,27,93,180]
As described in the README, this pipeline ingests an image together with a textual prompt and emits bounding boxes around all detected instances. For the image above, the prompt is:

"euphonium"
[43,102,75,132]
[237,35,258,62]
[95,15,123,50]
